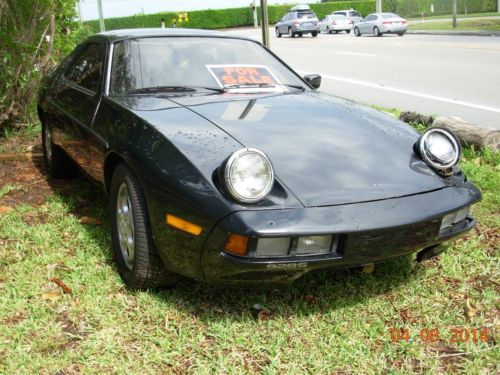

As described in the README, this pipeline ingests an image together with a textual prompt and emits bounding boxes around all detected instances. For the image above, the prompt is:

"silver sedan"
[318,15,353,34]
[353,13,407,37]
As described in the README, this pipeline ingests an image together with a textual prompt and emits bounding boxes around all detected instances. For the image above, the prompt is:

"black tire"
[346,29,351,34]
[374,26,382,37]
[41,116,77,178]
[275,28,281,38]
[298,32,303,37]
[288,27,294,38]
[110,163,177,289]
[397,32,405,36]
[354,27,360,37]
[311,31,317,37]
[326,27,331,34]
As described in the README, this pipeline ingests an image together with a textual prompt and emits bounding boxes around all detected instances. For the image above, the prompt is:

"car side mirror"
[303,74,321,89]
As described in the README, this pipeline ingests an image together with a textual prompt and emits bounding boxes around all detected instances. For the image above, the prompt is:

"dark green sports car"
[38,29,480,289]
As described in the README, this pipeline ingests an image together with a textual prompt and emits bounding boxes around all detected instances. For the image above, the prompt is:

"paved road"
[228,28,500,129]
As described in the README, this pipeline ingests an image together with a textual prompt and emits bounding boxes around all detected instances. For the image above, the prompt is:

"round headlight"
[418,127,460,171]
[224,148,274,203]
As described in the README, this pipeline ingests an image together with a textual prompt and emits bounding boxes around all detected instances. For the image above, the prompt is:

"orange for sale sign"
[206,65,283,92]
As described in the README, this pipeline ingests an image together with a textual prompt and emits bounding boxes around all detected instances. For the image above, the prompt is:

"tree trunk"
[432,116,499,151]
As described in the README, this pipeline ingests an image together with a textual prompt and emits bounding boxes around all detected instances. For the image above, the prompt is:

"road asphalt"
[225,27,500,130]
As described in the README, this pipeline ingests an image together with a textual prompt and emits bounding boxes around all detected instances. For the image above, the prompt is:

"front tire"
[354,27,360,37]
[110,164,177,289]
[275,28,281,38]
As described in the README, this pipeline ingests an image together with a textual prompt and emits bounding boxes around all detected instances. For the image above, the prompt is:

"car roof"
[94,28,250,43]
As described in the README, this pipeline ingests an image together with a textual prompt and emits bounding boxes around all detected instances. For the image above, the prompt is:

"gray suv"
[275,5,319,38]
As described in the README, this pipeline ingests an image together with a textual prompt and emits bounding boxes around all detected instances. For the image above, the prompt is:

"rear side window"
[350,11,361,17]
[65,43,105,92]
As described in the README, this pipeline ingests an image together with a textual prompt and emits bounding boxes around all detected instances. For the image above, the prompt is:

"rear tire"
[311,31,317,37]
[326,27,331,34]
[275,28,281,38]
[373,26,381,37]
[397,32,405,36]
[41,117,77,178]
[354,27,360,37]
[110,163,177,289]
[346,29,351,34]
[288,27,294,38]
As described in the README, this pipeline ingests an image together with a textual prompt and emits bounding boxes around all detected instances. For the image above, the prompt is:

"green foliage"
[0,0,81,131]
[394,0,497,17]
[84,2,377,33]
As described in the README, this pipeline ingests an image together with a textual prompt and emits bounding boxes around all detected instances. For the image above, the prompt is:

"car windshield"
[297,12,316,19]
[110,37,307,96]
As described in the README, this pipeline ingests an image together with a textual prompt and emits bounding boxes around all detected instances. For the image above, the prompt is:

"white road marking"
[298,71,500,114]
[337,51,377,57]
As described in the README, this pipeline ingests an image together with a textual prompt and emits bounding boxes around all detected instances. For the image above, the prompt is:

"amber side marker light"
[224,233,249,256]
[166,214,203,236]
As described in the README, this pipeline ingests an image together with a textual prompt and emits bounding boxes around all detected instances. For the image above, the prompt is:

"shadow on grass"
[35,159,423,321]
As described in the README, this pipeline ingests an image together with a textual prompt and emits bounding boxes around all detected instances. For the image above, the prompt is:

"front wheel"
[354,27,360,37]
[275,28,281,38]
[110,163,177,289]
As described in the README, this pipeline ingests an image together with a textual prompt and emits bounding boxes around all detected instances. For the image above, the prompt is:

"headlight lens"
[417,128,460,171]
[224,148,274,203]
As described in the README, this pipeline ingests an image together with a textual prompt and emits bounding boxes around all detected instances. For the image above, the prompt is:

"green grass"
[407,12,500,21]
[408,18,500,31]
[0,144,498,373]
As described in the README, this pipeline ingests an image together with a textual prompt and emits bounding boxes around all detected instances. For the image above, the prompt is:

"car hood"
[168,92,447,207]
[115,92,447,207]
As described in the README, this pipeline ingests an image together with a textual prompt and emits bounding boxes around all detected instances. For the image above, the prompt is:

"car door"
[280,13,290,33]
[52,41,106,173]
[359,14,373,33]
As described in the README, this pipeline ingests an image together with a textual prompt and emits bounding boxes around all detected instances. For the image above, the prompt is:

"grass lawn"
[0,122,498,373]
[408,18,500,31]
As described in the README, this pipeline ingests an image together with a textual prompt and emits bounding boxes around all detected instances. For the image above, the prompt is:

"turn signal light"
[224,233,249,256]
[166,214,203,236]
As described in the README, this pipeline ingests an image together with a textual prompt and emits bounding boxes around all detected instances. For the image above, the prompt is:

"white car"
[353,13,407,37]
[318,15,353,34]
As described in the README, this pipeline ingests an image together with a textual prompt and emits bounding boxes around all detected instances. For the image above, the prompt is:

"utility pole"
[452,0,457,28]
[253,0,258,28]
[376,0,382,13]
[77,0,83,24]
[260,0,270,48]
[97,0,105,32]
[498,0,499,13]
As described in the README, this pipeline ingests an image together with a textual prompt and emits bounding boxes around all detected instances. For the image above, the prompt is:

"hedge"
[84,1,376,33]
[395,0,497,18]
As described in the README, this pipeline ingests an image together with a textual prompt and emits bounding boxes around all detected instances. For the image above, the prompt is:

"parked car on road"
[354,12,408,37]
[333,9,363,24]
[318,14,353,34]
[38,28,480,289]
[275,4,319,38]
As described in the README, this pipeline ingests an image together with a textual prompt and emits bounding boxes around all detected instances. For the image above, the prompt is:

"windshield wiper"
[128,86,225,95]
[280,84,306,91]
[224,83,276,89]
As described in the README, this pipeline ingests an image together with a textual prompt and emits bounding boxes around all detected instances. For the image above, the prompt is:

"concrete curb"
[407,29,500,36]
[0,153,42,161]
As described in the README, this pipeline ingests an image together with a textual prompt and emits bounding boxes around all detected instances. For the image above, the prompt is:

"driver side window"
[65,43,105,93]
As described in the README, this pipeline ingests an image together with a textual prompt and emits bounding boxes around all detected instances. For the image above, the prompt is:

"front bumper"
[201,183,480,286]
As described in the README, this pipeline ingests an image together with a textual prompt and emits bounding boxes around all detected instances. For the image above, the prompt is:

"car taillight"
[293,21,299,25]
[383,21,392,25]
[332,21,336,25]
[402,20,407,24]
